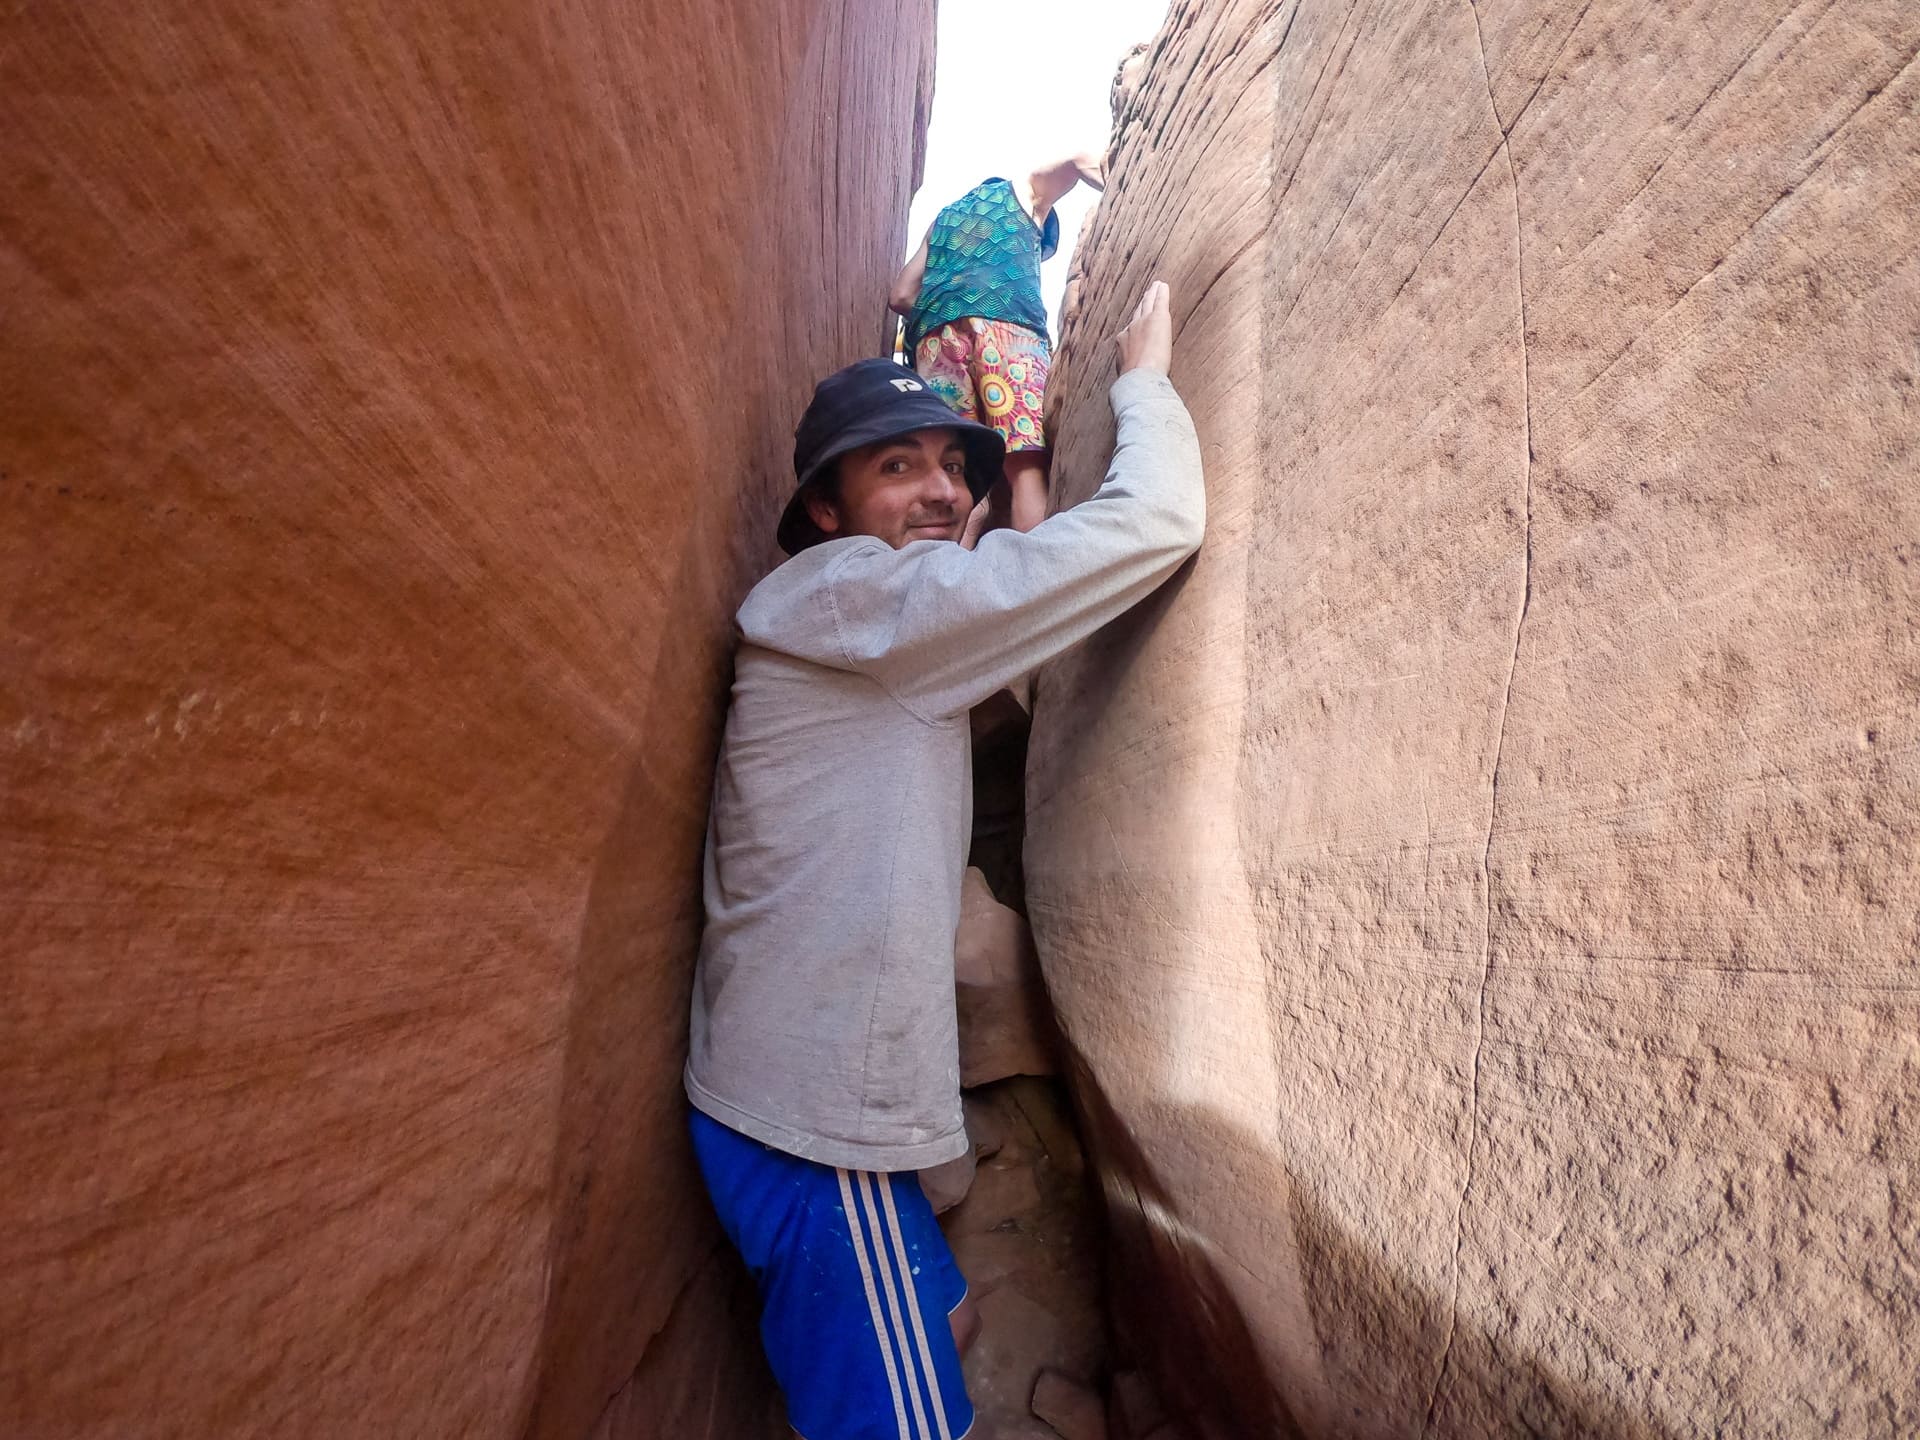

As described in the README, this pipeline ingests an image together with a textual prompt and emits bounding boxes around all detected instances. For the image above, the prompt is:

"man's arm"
[824,283,1203,719]
[888,228,931,315]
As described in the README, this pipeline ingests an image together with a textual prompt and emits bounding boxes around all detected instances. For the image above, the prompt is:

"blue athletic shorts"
[689,1109,974,1440]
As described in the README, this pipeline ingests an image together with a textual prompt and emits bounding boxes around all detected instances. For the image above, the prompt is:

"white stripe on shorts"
[857,1170,936,1440]
[836,1167,911,1440]
[876,1173,955,1440]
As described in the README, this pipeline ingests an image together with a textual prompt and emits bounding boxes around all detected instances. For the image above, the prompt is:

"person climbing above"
[889,155,1106,535]
[685,279,1199,1440]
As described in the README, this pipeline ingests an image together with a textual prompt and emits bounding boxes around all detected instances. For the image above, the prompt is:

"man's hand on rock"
[1114,279,1172,377]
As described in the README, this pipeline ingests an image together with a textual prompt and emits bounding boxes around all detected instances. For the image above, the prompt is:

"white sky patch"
[905,0,1171,337]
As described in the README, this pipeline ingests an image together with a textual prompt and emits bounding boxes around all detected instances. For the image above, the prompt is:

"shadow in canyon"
[1061,1036,1685,1440]
[521,514,776,1439]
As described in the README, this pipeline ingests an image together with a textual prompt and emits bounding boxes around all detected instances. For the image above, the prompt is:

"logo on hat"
[889,377,924,393]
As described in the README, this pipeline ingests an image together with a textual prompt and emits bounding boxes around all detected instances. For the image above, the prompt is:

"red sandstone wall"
[1,4,933,1436]
[1033,2,1919,1436]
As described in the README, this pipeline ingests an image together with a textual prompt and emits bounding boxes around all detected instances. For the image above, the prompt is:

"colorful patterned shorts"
[913,317,1051,452]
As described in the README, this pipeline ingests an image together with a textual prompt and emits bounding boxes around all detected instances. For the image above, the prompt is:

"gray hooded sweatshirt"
[685,368,1204,1171]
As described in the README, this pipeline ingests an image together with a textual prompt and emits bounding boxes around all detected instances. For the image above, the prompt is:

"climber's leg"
[912,319,1013,532]
[1003,451,1049,532]
[690,1109,975,1440]
[914,316,1053,533]
[965,318,1052,532]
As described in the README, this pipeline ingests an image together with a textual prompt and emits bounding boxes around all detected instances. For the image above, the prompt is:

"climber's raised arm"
[888,227,931,315]
[1024,151,1106,225]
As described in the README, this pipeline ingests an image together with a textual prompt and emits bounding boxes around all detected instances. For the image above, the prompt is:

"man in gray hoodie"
[685,281,1201,1440]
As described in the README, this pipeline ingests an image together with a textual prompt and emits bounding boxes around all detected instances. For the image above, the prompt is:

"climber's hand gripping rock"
[1115,278,1172,377]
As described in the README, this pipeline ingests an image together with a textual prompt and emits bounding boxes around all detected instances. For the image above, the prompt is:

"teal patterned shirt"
[905,177,1061,353]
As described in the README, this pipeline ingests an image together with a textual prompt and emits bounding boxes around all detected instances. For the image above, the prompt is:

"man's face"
[804,427,971,549]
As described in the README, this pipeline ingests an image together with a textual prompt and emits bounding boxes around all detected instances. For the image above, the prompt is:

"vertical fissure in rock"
[1420,4,1538,1432]
[935,694,1131,1438]
[953,693,1224,1440]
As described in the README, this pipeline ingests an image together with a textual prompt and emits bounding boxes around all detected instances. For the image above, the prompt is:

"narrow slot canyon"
[5,2,1917,1438]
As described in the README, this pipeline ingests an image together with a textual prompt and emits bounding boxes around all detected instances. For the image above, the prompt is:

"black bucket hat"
[778,358,1006,555]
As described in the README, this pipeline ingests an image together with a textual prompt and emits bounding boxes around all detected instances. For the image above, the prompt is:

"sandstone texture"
[1032,1368,1111,1440]
[1032,2,1920,1436]
[1,3,932,1436]
[944,1077,1108,1440]
[956,866,1060,1087]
